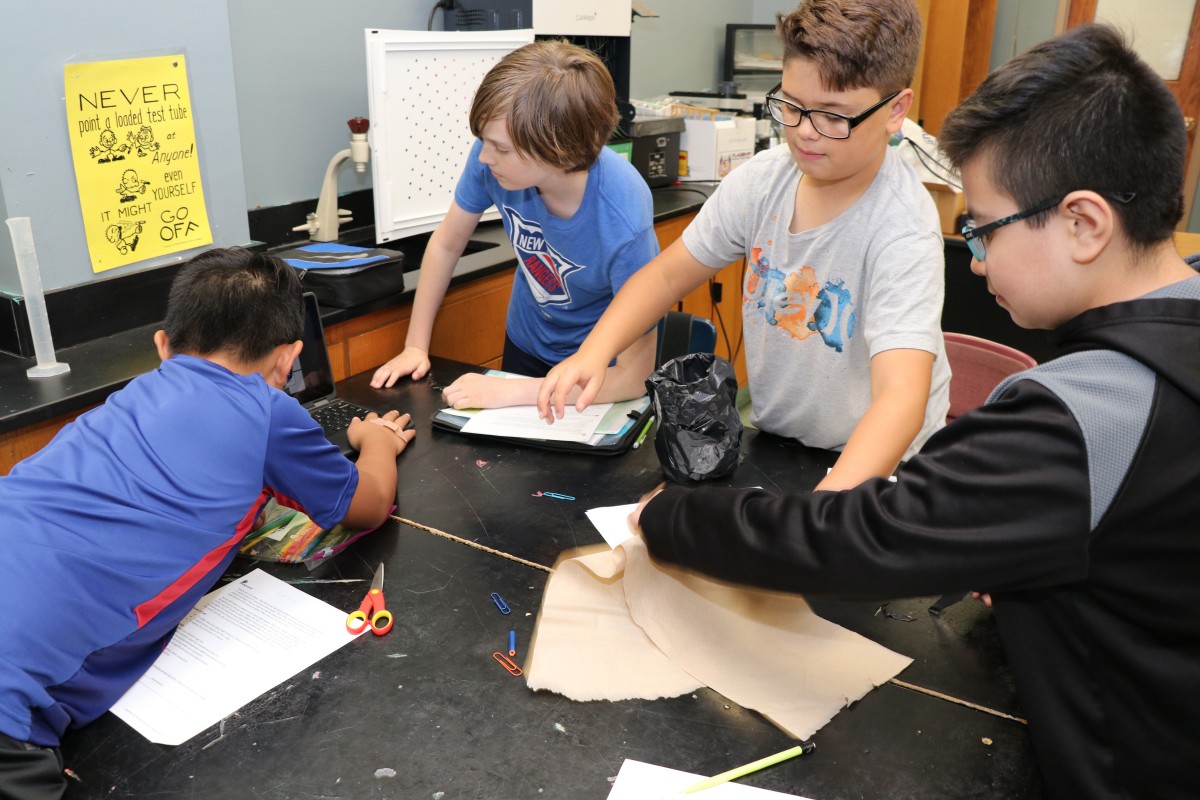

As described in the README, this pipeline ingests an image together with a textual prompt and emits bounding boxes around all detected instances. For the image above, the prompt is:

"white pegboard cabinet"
[364,28,534,244]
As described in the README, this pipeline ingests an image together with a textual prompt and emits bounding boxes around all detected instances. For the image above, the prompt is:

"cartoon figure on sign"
[88,130,127,163]
[126,126,160,157]
[115,170,150,203]
[105,221,143,254]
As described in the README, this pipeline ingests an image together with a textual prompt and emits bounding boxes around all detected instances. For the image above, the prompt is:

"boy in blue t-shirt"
[371,40,660,410]
[0,248,415,800]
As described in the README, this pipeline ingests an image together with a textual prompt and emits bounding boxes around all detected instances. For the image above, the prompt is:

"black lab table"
[59,359,1040,799]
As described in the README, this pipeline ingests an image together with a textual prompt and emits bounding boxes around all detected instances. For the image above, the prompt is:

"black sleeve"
[640,380,1093,600]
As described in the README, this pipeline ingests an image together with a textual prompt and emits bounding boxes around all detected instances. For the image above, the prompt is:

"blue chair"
[655,310,717,366]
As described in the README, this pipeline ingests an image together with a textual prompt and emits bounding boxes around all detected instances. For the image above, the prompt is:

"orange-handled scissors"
[346,563,393,635]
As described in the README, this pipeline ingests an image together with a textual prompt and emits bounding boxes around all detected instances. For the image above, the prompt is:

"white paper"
[594,398,649,435]
[111,569,363,745]
[586,503,640,548]
[606,758,816,799]
[461,402,613,442]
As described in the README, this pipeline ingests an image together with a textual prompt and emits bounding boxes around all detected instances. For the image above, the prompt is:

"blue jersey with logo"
[455,140,659,365]
[0,355,357,747]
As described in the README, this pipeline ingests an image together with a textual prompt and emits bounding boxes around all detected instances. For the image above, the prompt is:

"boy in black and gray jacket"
[633,24,1200,800]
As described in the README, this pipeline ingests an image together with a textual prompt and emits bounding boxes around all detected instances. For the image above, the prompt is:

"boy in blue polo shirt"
[370,39,660,411]
[0,248,415,800]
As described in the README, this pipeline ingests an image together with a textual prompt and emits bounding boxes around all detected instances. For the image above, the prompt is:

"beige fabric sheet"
[526,538,912,740]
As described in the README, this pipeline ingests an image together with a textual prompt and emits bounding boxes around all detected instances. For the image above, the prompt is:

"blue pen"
[508,629,516,657]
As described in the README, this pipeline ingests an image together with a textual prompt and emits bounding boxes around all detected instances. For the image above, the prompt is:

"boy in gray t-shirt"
[538,0,950,490]
[684,141,949,457]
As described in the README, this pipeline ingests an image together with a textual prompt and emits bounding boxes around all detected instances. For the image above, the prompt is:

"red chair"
[943,332,1037,423]
[929,333,1037,616]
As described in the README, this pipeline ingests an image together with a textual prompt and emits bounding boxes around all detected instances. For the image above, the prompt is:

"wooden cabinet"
[914,0,998,136]
[327,212,748,384]
[1,409,96,476]
[660,213,749,385]
[325,268,514,381]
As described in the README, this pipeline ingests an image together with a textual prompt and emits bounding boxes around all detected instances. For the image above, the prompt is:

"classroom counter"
[0,184,719,444]
[57,357,1041,799]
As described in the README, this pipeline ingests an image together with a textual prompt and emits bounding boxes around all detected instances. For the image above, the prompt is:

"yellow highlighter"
[680,742,816,794]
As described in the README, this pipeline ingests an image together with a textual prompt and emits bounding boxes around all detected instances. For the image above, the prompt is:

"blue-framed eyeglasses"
[765,84,900,139]
[961,192,1136,261]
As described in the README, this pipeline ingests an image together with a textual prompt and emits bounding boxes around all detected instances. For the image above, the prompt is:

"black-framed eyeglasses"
[764,84,900,139]
[961,191,1136,262]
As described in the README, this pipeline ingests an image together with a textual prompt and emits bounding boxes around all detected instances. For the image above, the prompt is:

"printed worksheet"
[111,569,362,745]
[461,401,613,442]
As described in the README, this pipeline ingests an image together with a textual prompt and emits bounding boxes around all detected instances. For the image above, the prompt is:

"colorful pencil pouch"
[238,497,392,569]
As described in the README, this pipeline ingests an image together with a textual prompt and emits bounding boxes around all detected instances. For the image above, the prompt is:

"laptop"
[283,292,373,457]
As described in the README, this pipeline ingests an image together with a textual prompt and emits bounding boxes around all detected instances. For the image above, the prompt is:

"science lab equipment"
[293,117,370,243]
[6,217,70,378]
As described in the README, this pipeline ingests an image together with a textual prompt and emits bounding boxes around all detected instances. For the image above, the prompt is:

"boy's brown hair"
[469,40,619,173]
[776,0,922,95]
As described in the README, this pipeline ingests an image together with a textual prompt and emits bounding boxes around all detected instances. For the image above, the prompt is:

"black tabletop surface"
[58,358,1040,800]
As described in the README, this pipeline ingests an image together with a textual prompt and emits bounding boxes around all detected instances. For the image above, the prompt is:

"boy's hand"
[971,591,994,608]
[441,373,525,410]
[536,351,610,423]
[348,410,416,457]
[628,482,667,531]
[370,347,431,388]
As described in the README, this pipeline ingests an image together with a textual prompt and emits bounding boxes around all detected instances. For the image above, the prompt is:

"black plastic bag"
[646,352,743,482]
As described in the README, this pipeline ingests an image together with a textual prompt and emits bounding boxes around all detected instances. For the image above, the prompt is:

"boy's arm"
[537,238,714,420]
[340,411,416,528]
[816,348,934,490]
[441,327,657,409]
[636,380,1094,599]
[371,202,483,388]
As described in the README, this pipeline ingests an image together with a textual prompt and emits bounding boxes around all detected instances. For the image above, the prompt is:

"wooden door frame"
[1063,0,1200,229]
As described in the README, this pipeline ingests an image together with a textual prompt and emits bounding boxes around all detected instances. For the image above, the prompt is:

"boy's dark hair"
[776,0,922,95]
[164,247,303,363]
[469,40,618,173]
[939,24,1185,248]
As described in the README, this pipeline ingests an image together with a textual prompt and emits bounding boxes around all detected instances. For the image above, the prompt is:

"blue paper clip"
[490,592,511,614]
[541,492,575,501]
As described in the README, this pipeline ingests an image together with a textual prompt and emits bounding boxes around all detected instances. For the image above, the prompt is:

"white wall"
[227,2,430,212]
[628,0,794,100]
